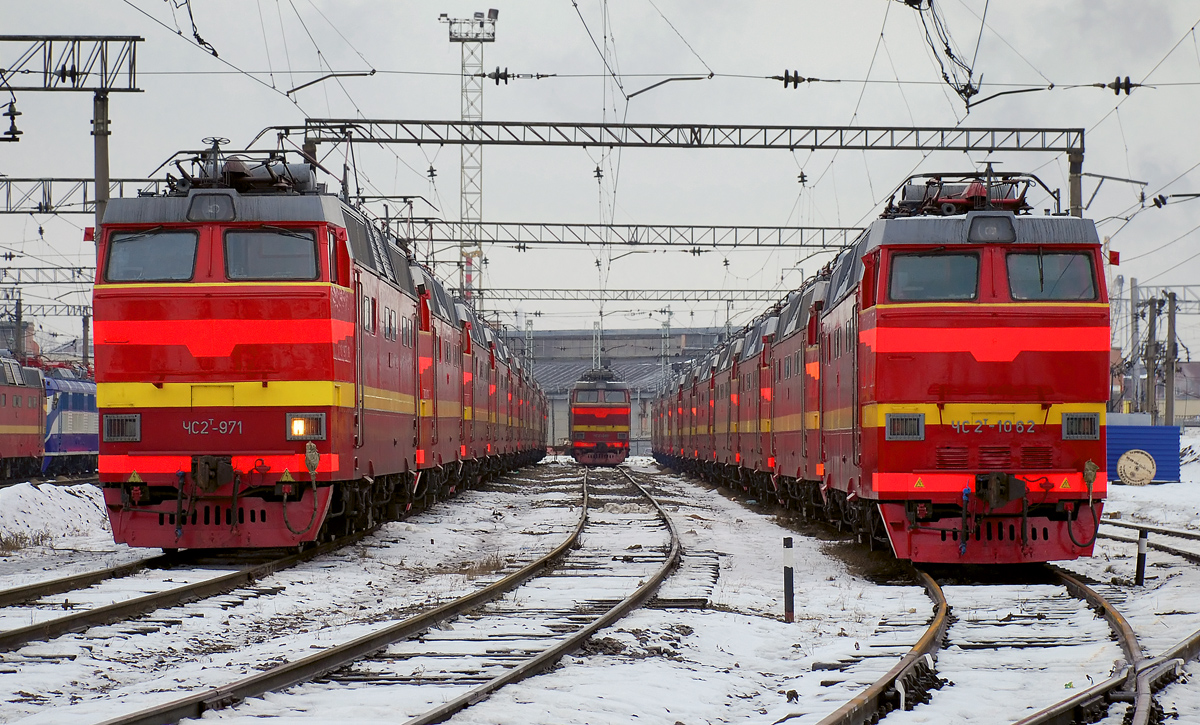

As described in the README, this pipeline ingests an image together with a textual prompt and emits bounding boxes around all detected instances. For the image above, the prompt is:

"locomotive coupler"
[975,473,1027,509]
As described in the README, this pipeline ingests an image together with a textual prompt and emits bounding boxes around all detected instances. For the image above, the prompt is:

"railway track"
[772,566,1139,725]
[89,464,679,725]
[0,473,98,490]
[0,537,361,653]
[1100,518,1200,565]
[1,465,584,723]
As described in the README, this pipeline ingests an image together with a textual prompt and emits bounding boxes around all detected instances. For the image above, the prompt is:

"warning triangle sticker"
[127,471,143,484]
[1060,478,1071,489]
[914,478,924,488]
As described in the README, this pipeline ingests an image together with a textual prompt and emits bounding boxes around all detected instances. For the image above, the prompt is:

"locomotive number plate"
[183,419,244,435]
[949,419,1036,434]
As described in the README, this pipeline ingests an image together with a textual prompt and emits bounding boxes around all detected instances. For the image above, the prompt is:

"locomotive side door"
[760,336,774,471]
[354,271,365,448]
[416,299,435,463]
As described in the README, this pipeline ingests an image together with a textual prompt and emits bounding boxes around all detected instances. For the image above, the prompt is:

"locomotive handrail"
[815,569,949,725]
[95,469,593,725]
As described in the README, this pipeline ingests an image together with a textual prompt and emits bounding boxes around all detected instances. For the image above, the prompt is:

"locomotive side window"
[328,230,339,286]
[106,230,198,282]
[1006,251,1097,301]
[225,229,318,280]
[887,252,979,301]
[604,390,628,403]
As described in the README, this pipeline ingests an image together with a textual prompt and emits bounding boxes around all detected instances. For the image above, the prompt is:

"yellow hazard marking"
[127,471,143,483]
[280,469,295,483]
[914,478,924,488]
[1060,478,1071,489]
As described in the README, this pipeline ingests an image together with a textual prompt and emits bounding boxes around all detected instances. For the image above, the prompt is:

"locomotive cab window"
[604,390,628,403]
[1006,251,1097,301]
[225,228,318,280]
[887,252,979,301]
[105,230,199,282]
[574,390,599,403]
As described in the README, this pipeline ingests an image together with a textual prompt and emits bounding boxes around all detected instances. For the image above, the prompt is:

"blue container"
[1107,425,1181,483]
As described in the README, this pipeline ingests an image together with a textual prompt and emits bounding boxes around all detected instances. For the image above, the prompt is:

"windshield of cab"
[1007,251,1096,300]
[225,229,318,280]
[105,230,199,282]
[887,252,979,301]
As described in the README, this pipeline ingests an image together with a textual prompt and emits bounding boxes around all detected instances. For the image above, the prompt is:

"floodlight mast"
[439,9,498,308]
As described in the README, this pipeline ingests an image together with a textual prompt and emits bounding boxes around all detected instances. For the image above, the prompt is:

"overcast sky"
[3,1,1200,356]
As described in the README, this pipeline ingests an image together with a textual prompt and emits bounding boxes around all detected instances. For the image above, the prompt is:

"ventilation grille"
[1062,413,1100,440]
[936,446,969,469]
[103,413,140,442]
[978,446,1012,470]
[1020,446,1053,469]
[885,413,924,441]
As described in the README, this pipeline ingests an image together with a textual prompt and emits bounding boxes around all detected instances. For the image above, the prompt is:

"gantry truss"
[293,119,1084,153]
[0,183,861,249]
[0,301,90,318]
[478,289,782,302]
[1119,285,1200,315]
[1,178,168,214]
[406,221,860,249]
[0,267,94,285]
[0,35,142,92]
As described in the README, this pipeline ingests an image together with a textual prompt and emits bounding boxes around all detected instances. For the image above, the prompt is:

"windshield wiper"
[261,225,314,240]
[112,225,164,243]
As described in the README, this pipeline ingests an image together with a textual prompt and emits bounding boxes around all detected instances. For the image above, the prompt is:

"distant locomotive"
[570,368,631,466]
[654,173,1109,564]
[0,359,97,479]
[95,141,547,549]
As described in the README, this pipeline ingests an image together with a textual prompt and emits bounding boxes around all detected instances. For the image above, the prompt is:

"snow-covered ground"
[3,435,1200,724]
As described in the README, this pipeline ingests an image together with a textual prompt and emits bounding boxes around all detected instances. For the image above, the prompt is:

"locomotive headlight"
[286,413,326,440]
[968,215,1016,243]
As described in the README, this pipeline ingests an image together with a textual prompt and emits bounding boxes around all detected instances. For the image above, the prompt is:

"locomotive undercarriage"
[0,456,46,482]
[42,454,99,477]
[653,451,1100,562]
[105,449,545,550]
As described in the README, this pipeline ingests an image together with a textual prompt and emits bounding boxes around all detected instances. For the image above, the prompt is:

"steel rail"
[816,569,950,725]
[1009,567,1145,725]
[403,467,681,725]
[1099,531,1200,566]
[1102,519,1200,543]
[95,470,593,725]
[0,554,170,608]
[0,532,363,652]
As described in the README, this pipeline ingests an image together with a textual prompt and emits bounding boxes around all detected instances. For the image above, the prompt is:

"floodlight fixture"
[440,9,497,42]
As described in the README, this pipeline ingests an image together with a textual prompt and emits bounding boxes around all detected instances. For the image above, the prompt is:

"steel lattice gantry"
[0,301,90,317]
[1,178,168,214]
[294,119,1087,214]
[478,289,783,302]
[407,221,861,249]
[296,119,1084,153]
[0,35,141,92]
[0,267,95,284]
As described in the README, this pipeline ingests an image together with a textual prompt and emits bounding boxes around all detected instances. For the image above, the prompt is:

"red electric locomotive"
[569,368,631,466]
[655,173,1109,564]
[95,142,545,549]
[0,358,46,479]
